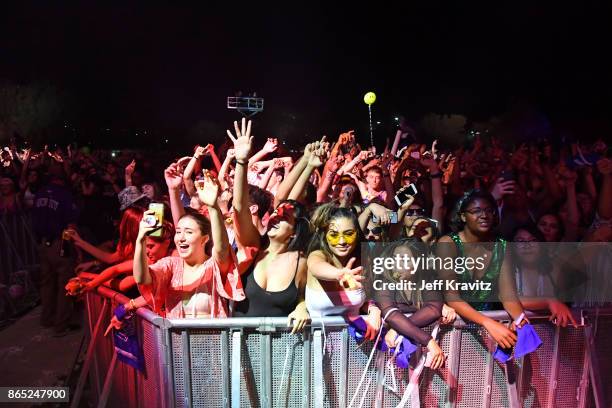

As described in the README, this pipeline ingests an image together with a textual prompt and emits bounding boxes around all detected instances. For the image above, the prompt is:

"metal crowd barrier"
[80,286,609,408]
[0,211,39,283]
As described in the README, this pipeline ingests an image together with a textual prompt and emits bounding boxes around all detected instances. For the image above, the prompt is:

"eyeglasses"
[515,239,538,248]
[326,230,357,246]
[464,207,496,217]
[364,226,383,235]
[405,208,426,216]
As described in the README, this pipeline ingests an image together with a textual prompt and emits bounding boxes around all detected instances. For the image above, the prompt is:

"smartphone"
[148,203,164,237]
[394,184,418,206]
[372,211,398,224]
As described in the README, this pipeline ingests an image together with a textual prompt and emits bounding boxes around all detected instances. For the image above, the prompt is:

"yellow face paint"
[326,229,357,246]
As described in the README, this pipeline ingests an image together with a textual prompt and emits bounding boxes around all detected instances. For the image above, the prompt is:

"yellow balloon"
[363,92,376,105]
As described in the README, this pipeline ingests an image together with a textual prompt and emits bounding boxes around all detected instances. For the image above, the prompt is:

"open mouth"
[178,243,190,251]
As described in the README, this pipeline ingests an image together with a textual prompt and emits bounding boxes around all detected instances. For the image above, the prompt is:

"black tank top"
[233,253,300,317]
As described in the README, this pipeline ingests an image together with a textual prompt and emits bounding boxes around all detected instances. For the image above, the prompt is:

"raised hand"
[337,257,364,289]
[193,145,206,159]
[420,153,438,172]
[125,159,136,176]
[489,178,516,201]
[203,144,214,156]
[138,209,162,241]
[226,118,253,161]
[196,170,221,207]
[226,148,236,159]
[263,138,279,153]
[308,140,329,168]
[164,162,183,190]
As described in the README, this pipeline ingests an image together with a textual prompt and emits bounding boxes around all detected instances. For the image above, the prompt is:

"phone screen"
[148,203,164,238]
[394,184,418,206]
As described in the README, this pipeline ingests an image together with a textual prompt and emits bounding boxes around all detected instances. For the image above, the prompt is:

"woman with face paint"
[228,119,317,333]
[436,190,527,350]
[306,203,382,341]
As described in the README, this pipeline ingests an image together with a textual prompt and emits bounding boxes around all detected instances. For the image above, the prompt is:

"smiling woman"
[133,171,244,318]
[305,203,382,341]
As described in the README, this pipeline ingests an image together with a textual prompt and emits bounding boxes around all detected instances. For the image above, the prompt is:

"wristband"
[114,304,127,321]
[236,160,247,166]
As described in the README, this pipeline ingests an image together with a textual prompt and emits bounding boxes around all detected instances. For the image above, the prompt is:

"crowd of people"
[1,119,610,360]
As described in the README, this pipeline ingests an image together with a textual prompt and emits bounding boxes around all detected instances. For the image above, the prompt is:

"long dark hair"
[449,189,498,233]
[307,203,365,264]
[279,199,311,253]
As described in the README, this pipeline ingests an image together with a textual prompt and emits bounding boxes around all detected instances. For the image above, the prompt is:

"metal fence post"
[547,325,561,408]
[180,330,192,407]
[97,353,118,408]
[313,330,324,408]
[231,330,242,408]
[71,298,109,408]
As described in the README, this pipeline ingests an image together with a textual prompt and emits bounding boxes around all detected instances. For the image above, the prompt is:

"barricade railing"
[80,285,609,408]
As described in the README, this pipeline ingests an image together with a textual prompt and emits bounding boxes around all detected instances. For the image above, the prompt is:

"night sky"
[1,3,611,147]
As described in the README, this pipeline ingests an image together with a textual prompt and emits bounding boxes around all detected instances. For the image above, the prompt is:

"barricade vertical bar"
[313,330,324,408]
[302,329,311,408]
[515,357,525,407]
[97,352,118,408]
[578,327,589,408]
[483,333,493,408]
[260,332,272,408]
[181,330,192,407]
[154,322,168,408]
[221,330,230,408]
[231,330,242,408]
[546,325,560,408]
[163,324,175,408]
[71,298,109,408]
[447,328,461,408]
[339,328,348,408]
[584,325,604,408]
[374,347,385,408]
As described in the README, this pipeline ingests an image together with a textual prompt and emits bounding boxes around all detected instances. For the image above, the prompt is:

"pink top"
[138,255,245,319]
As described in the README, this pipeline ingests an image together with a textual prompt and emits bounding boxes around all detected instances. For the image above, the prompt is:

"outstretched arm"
[197,172,232,270]
[164,162,186,226]
[133,210,158,285]
[228,118,261,248]
[249,137,278,165]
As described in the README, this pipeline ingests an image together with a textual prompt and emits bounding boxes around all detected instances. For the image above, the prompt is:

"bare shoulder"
[437,235,454,243]
[307,250,326,260]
